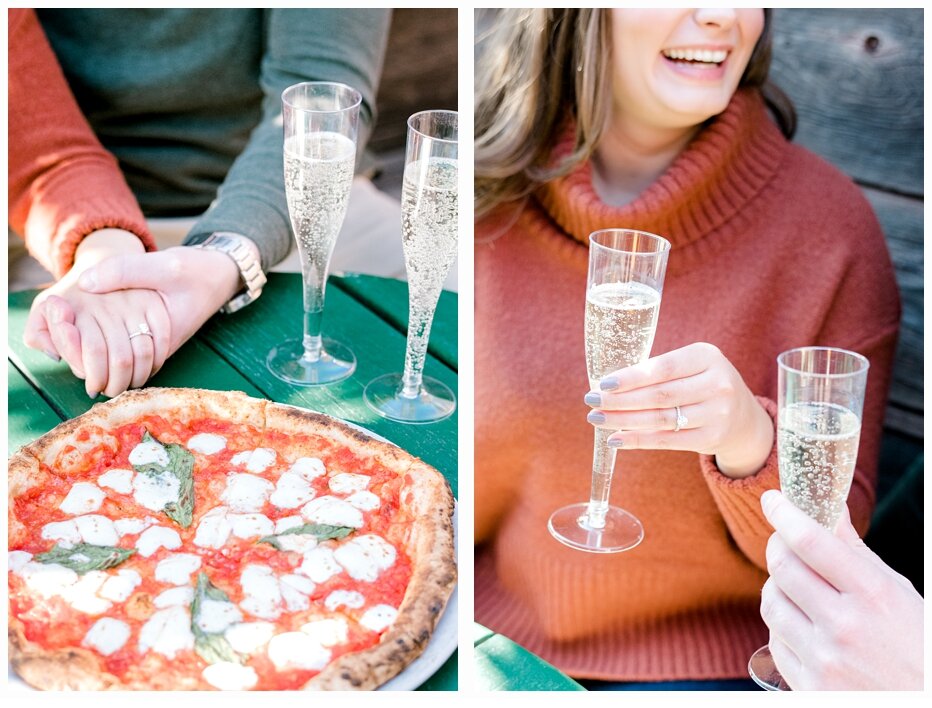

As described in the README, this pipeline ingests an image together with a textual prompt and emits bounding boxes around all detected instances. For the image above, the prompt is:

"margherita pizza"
[8,388,455,690]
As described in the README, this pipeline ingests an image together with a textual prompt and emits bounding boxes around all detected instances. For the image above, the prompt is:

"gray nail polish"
[44,349,60,362]
[584,392,602,407]
[587,410,605,424]
[88,391,99,400]
[600,376,620,392]
[607,437,624,448]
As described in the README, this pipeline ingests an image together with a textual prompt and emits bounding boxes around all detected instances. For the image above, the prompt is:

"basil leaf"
[257,523,354,550]
[190,572,241,665]
[132,430,195,528]
[36,542,135,574]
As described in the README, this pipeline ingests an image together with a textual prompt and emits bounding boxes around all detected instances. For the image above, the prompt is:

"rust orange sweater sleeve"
[7,8,155,279]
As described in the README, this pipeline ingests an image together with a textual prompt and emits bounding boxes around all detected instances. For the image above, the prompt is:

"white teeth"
[663,49,728,64]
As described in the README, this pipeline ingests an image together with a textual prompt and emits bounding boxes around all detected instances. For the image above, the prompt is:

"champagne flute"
[364,110,458,423]
[267,81,361,386]
[548,229,670,553]
[749,346,869,691]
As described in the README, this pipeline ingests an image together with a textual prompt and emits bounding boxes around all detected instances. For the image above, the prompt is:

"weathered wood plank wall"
[770,8,923,439]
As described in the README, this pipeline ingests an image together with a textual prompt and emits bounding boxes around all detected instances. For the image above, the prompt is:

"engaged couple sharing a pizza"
[8,388,456,691]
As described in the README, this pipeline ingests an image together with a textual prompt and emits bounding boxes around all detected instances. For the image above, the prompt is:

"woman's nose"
[693,7,737,31]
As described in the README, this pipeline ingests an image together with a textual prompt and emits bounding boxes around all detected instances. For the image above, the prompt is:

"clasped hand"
[584,342,774,478]
[25,237,240,399]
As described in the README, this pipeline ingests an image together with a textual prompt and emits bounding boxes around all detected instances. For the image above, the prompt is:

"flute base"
[363,373,455,424]
[748,646,791,691]
[266,338,356,386]
[547,503,643,553]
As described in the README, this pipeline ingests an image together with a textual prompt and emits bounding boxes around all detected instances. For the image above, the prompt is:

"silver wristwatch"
[188,232,267,314]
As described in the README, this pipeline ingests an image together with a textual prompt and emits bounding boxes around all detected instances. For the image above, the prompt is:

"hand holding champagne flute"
[548,229,669,553]
[749,346,869,691]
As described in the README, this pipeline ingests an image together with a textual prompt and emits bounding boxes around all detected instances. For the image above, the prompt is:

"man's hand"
[759,490,923,690]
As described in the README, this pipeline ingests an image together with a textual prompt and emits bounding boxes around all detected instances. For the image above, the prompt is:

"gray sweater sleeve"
[186,9,391,269]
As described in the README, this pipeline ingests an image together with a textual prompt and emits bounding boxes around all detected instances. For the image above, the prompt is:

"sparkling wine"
[584,281,661,384]
[284,132,355,283]
[399,157,458,394]
[778,401,861,528]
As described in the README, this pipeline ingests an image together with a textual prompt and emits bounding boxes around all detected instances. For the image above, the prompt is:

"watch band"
[189,232,267,313]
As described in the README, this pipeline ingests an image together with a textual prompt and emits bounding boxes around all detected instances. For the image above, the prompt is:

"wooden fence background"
[770,9,923,444]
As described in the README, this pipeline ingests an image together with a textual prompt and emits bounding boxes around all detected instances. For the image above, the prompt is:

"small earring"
[577,64,583,72]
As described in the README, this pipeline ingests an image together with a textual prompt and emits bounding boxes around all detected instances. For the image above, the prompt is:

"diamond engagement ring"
[673,405,688,433]
[128,323,153,341]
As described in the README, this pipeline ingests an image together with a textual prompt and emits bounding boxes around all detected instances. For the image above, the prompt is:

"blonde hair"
[474,8,794,220]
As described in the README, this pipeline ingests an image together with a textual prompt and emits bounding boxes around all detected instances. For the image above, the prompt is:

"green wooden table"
[474,623,585,691]
[8,272,457,691]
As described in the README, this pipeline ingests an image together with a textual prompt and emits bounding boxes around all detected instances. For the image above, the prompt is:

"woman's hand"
[76,246,241,359]
[24,229,172,398]
[759,490,923,690]
[584,342,774,478]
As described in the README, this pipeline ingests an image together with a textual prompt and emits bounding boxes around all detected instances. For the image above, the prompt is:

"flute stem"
[586,427,617,529]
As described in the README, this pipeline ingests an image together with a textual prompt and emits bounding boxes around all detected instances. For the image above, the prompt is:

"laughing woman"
[474,8,900,688]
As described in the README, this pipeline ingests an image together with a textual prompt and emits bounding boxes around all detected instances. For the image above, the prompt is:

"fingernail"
[584,392,602,407]
[761,489,780,514]
[88,391,99,400]
[44,349,60,362]
[600,376,620,392]
[587,410,605,425]
[79,270,97,291]
[607,437,624,448]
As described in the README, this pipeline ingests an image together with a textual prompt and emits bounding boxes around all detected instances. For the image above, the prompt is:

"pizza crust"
[9,389,456,691]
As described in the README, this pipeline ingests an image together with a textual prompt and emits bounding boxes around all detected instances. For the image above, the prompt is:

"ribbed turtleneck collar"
[536,89,788,249]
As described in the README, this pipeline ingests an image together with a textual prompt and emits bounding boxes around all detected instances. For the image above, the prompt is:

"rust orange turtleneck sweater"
[474,89,900,681]
[8,8,154,279]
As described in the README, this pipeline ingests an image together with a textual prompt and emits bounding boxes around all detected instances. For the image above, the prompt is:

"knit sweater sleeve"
[8,9,155,279]
[185,9,390,270]
[698,219,900,571]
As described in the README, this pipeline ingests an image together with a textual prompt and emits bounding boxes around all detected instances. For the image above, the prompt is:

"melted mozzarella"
[274,515,304,534]
[267,632,330,671]
[65,570,112,614]
[186,433,227,455]
[228,513,274,539]
[83,617,131,656]
[14,561,78,598]
[230,448,276,473]
[273,534,317,554]
[300,495,363,528]
[269,472,316,509]
[129,439,170,467]
[60,482,106,515]
[328,473,370,495]
[225,621,275,654]
[360,604,399,633]
[194,506,232,549]
[97,468,134,495]
[132,469,181,512]
[114,517,153,537]
[202,662,258,691]
[195,598,243,634]
[138,605,194,658]
[41,520,81,546]
[324,589,365,611]
[221,473,274,513]
[345,490,380,512]
[153,586,195,608]
[98,569,142,602]
[155,553,202,585]
[333,534,397,582]
[135,526,182,557]
[74,514,119,546]
[239,564,282,620]
[300,618,348,647]
[279,573,315,612]
[289,457,326,481]
[297,547,342,583]
[8,550,33,573]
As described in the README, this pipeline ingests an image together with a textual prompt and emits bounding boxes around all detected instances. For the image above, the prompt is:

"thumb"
[79,253,169,293]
